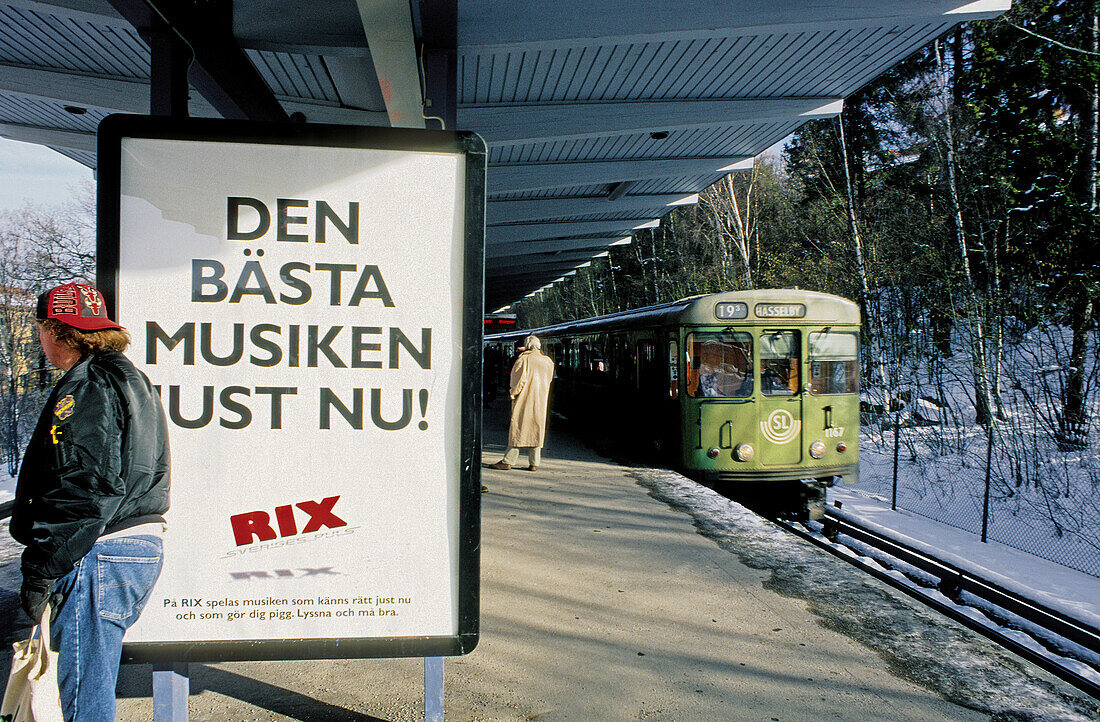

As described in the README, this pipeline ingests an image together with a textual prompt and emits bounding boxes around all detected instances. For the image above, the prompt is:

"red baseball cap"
[36,283,124,331]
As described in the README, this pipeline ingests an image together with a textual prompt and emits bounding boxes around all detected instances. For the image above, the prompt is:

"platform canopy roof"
[0,0,1010,309]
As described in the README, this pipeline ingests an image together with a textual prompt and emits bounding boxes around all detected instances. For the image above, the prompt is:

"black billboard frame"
[96,114,484,664]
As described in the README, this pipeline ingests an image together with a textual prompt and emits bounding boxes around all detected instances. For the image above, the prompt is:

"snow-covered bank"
[634,466,1100,722]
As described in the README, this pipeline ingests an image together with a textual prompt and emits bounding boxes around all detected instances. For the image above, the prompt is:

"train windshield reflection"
[760,331,801,396]
[686,332,753,398]
[809,331,859,395]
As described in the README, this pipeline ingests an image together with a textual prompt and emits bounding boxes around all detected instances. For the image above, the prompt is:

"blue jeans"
[50,535,163,722]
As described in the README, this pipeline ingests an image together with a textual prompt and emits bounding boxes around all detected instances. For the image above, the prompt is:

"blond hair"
[38,318,131,355]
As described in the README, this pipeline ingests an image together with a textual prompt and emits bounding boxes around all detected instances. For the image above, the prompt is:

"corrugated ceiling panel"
[490,185,614,201]
[245,50,339,102]
[0,94,104,132]
[461,20,949,108]
[627,174,723,195]
[532,209,673,223]
[821,22,951,99]
[488,176,726,201]
[0,6,146,76]
[781,27,895,96]
[52,146,96,169]
[461,30,880,104]
[488,120,798,165]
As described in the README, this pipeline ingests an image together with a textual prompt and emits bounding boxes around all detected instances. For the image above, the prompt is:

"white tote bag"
[1,605,63,722]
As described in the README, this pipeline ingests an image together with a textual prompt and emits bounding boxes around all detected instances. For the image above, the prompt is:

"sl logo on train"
[761,409,800,445]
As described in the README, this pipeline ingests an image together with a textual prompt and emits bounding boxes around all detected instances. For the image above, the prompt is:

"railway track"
[774,508,1100,701]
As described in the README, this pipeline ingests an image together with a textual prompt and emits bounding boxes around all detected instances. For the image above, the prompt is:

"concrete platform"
[2,400,1093,720]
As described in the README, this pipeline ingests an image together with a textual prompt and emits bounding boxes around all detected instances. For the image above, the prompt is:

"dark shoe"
[527,465,538,471]
[488,461,511,470]
[480,485,488,492]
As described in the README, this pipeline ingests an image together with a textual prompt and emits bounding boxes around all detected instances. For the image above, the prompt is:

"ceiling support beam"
[486,236,621,259]
[487,219,657,243]
[323,56,387,114]
[487,157,752,193]
[232,2,368,53]
[0,122,95,152]
[3,0,126,26]
[0,64,148,113]
[419,0,458,130]
[460,97,842,146]
[105,0,288,122]
[141,15,190,117]
[0,63,389,125]
[607,181,634,201]
[355,0,424,128]
[486,252,596,270]
[487,193,695,224]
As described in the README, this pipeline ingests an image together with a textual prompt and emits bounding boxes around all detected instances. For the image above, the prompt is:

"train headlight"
[734,443,754,462]
[809,441,826,459]
[706,447,720,459]
[836,442,847,453]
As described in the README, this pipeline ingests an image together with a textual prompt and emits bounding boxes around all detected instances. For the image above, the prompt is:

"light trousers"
[502,446,541,467]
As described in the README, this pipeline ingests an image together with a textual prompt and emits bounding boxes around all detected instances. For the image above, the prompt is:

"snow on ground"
[830,484,1100,633]
[0,468,13,505]
[633,467,1100,722]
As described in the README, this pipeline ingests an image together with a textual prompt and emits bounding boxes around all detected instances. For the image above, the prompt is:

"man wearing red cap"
[10,282,170,722]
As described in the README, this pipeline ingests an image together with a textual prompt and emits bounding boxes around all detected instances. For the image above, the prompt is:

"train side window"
[809,331,859,395]
[760,331,800,396]
[637,340,658,391]
[590,339,608,377]
[668,340,679,398]
[685,332,753,398]
[617,339,634,385]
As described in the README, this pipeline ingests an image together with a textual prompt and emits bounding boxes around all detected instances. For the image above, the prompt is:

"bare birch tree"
[934,37,997,426]
[700,167,757,288]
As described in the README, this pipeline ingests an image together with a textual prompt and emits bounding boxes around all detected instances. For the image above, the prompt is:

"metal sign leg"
[153,663,189,721]
[424,656,444,722]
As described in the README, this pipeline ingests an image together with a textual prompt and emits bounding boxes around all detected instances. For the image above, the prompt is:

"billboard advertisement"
[96,116,483,662]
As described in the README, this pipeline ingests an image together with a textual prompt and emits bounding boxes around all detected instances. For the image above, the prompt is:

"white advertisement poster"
[101,120,482,657]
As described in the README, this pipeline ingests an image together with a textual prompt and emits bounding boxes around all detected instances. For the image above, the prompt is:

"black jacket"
[11,349,170,583]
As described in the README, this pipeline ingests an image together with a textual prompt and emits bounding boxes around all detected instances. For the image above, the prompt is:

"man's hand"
[20,577,54,622]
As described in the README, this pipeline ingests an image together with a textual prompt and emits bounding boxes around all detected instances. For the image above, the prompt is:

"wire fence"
[858,416,1100,579]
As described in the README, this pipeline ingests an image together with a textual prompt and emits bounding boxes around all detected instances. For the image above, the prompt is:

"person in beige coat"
[489,335,555,471]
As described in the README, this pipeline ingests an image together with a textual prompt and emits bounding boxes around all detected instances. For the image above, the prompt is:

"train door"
[758,329,803,466]
[631,333,677,454]
[681,328,755,470]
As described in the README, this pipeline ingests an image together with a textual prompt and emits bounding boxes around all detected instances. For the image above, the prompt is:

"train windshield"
[760,331,801,396]
[685,331,753,398]
[808,331,859,395]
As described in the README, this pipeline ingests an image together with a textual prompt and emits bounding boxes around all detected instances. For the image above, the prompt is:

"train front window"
[760,331,800,396]
[685,332,753,398]
[809,331,859,395]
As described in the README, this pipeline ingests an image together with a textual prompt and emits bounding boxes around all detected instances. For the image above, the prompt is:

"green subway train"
[486,289,861,520]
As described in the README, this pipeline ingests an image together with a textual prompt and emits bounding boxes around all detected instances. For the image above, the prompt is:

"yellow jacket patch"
[54,394,75,420]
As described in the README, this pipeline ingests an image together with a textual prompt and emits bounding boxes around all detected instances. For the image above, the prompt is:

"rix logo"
[230,496,347,546]
[231,567,339,580]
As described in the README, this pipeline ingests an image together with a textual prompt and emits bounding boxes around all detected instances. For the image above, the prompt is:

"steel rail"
[775,512,1100,701]
[821,513,1100,654]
